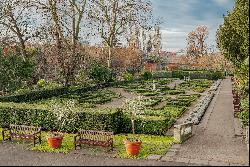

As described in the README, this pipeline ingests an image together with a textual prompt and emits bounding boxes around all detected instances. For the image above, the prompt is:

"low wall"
[174,122,193,143]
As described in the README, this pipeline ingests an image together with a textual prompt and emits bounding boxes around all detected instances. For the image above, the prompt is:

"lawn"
[0,128,175,159]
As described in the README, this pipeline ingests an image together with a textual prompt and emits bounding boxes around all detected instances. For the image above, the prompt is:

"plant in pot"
[47,99,77,149]
[124,96,145,157]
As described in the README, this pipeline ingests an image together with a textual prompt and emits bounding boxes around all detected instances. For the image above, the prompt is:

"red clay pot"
[124,139,142,156]
[48,137,63,149]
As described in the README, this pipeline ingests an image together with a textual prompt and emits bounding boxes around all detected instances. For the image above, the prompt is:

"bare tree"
[186,25,209,65]
[87,0,153,68]
[30,0,88,86]
[0,0,38,59]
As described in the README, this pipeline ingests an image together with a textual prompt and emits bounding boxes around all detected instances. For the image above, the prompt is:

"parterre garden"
[0,70,220,159]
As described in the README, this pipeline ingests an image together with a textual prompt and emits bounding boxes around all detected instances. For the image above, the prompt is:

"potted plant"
[47,99,77,149]
[124,96,145,156]
[47,131,64,149]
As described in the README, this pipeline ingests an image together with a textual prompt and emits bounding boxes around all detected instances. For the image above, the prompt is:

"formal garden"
[0,63,225,159]
[0,0,248,163]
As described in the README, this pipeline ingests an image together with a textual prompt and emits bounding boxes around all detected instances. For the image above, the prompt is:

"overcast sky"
[151,0,234,52]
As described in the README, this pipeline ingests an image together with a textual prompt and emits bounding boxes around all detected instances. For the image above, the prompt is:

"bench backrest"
[79,129,113,142]
[9,124,41,135]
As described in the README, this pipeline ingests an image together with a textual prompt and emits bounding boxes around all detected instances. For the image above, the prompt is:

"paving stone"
[168,148,179,152]
[146,155,162,160]
[189,159,209,165]
[209,160,230,166]
[175,157,190,163]
[171,144,181,149]
[160,155,175,162]
[165,151,176,156]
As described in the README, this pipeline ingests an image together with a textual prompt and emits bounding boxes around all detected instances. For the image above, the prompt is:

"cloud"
[151,0,234,51]
[213,0,231,6]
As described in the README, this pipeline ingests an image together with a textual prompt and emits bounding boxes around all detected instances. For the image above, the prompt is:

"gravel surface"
[172,78,249,165]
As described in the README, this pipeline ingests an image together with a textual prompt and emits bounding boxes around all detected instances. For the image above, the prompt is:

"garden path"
[168,78,249,165]
[96,79,185,109]
[95,88,137,109]
[167,79,184,89]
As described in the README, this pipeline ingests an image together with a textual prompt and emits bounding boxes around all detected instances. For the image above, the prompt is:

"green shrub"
[88,61,112,83]
[142,71,153,80]
[0,51,35,92]
[152,71,172,78]
[238,111,249,127]
[122,72,134,81]
[239,96,249,127]
[135,116,171,135]
[0,102,124,134]
[37,79,46,88]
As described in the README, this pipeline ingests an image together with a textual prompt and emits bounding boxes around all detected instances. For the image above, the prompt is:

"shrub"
[238,111,249,127]
[0,102,124,134]
[0,51,35,92]
[37,79,46,88]
[122,72,134,81]
[152,71,172,78]
[142,71,152,80]
[88,61,112,83]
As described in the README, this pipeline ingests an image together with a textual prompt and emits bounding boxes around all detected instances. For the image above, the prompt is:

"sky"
[151,0,235,52]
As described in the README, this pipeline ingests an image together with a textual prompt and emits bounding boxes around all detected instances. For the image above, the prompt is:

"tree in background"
[0,0,38,59]
[216,0,249,95]
[30,0,88,86]
[88,0,153,68]
[186,25,209,67]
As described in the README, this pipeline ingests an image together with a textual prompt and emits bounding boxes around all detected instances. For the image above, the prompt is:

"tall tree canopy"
[216,0,249,94]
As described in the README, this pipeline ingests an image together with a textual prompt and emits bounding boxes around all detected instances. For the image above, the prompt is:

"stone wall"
[174,122,193,143]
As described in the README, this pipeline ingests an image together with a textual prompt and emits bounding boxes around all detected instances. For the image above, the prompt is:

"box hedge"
[0,102,124,134]
[0,102,174,135]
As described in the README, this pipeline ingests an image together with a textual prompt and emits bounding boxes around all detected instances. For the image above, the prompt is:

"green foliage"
[31,130,175,158]
[239,111,249,127]
[152,71,172,78]
[216,0,249,93]
[122,72,134,81]
[172,70,224,80]
[0,102,124,134]
[0,87,69,102]
[178,79,213,93]
[0,50,35,92]
[37,79,46,88]
[142,71,152,80]
[32,131,75,153]
[88,61,112,83]
[239,95,249,127]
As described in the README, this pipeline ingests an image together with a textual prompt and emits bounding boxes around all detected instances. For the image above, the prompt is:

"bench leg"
[39,136,41,144]
[2,131,4,142]
[33,137,36,147]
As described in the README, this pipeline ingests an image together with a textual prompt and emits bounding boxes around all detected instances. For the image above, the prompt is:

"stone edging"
[183,80,222,125]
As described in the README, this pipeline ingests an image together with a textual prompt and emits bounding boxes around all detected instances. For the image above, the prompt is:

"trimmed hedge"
[152,71,172,78]
[152,70,224,80]
[0,103,124,134]
[135,116,173,135]
[0,102,175,135]
[0,80,130,103]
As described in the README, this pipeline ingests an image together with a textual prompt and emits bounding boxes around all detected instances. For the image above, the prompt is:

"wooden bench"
[2,124,41,147]
[74,129,113,150]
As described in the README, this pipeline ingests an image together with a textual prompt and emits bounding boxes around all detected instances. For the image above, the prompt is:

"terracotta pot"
[48,135,64,149]
[124,139,142,156]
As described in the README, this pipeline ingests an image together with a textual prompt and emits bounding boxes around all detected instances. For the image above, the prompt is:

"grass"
[0,128,175,159]
[114,134,175,159]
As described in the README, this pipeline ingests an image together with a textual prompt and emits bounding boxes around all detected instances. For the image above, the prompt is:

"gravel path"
[95,88,137,109]
[0,143,193,166]
[172,78,249,165]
